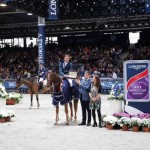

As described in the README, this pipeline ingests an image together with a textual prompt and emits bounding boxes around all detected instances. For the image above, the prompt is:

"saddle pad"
[52,91,64,102]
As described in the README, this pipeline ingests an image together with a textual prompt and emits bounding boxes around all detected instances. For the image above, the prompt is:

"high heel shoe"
[92,123,97,127]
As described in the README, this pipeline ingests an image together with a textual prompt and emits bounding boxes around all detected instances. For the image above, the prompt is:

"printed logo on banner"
[38,33,43,64]
[8,82,16,88]
[48,0,58,20]
[124,61,150,102]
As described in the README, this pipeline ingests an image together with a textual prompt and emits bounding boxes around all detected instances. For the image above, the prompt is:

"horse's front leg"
[55,105,59,125]
[65,104,69,125]
[36,92,40,108]
[30,93,33,109]
[74,99,78,121]
[69,102,73,121]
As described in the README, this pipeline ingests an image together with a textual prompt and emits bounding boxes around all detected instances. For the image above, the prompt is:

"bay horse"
[15,77,41,108]
[46,71,78,125]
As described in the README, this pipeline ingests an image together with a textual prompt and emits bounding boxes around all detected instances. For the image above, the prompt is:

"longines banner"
[124,60,150,102]
[48,0,58,20]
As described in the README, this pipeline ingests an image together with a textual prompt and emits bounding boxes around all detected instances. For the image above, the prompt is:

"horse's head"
[47,71,61,93]
[15,77,22,90]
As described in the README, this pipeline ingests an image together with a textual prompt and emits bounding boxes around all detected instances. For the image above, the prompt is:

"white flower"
[103,115,118,126]
[142,118,150,128]
[131,117,142,127]
[118,117,131,127]
[8,92,23,103]
[0,111,10,118]
[0,83,8,99]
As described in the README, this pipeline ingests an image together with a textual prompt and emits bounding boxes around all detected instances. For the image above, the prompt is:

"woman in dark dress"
[89,74,102,128]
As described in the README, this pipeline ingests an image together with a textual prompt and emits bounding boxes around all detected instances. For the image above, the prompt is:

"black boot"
[39,82,43,90]
[97,109,102,128]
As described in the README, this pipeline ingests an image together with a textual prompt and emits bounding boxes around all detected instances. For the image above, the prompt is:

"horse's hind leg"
[55,105,59,125]
[36,93,40,108]
[74,99,78,121]
[65,104,69,125]
[30,93,33,109]
[69,102,73,121]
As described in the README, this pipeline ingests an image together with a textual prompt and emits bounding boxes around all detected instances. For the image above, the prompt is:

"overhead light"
[27,13,33,16]
[0,3,7,7]
[64,26,70,30]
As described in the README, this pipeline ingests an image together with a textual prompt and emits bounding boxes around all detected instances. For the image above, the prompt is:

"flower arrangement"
[107,82,124,101]
[118,117,131,127]
[103,115,118,126]
[131,117,142,127]
[0,83,8,99]
[142,118,150,128]
[113,112,131,118]
[7,92,23,103]
[0,110,15,123]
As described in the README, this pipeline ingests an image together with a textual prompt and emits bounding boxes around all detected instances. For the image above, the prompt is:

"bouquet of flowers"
[0,83,8,99]
[118,117,131,127]
[107,82,124,101]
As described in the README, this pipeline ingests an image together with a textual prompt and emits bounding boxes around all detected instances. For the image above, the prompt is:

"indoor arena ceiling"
[0,0,150,38]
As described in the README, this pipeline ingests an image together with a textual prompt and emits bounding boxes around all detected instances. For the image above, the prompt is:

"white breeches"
[68,79,73,87]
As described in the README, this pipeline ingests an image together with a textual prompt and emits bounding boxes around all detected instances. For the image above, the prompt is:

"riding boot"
[39,82,43,90]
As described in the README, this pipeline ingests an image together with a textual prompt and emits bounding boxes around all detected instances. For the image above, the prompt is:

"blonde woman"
[89,75,102,128]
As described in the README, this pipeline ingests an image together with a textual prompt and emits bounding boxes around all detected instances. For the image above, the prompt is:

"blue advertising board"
[3,78,123,94]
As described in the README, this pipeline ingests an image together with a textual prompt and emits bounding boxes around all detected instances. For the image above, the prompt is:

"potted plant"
[0,114,5,123]
[0,83,8,110]
[108,82,124,114]
[0,110,15,123]
[6,92,23,105]
[142,118,150,132]
[103,115,118,129]
[131,117,142,132]
[118,117,131,131]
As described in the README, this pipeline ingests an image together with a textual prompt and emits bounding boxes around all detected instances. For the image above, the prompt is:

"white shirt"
[112,72,117,79]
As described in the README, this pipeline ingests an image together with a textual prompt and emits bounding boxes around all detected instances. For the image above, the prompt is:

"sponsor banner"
[38,26,45,65]
[3,79,124,94]
[124,60,150,102]
[48,0,58,20]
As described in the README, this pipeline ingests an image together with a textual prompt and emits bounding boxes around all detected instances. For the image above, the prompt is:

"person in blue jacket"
[76,71,91,126]
[38,63,46,89]
[59,54,73,78]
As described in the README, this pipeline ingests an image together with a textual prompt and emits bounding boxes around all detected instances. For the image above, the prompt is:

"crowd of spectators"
[0,43,127,79]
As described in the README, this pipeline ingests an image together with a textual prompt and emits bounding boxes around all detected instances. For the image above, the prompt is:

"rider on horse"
[59,54,73,85]
[38,63,46,89]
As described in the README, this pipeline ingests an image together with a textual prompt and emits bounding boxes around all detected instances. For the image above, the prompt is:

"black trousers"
[80,95,91,124]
